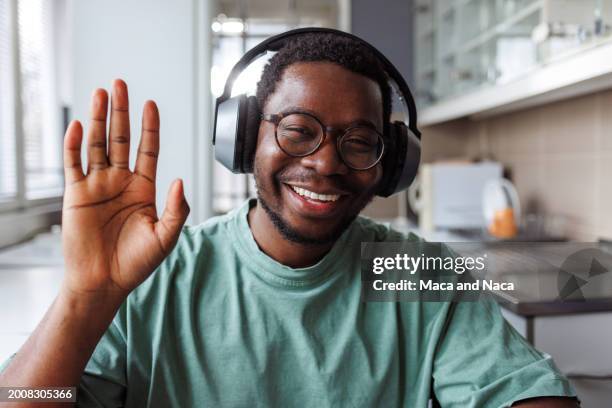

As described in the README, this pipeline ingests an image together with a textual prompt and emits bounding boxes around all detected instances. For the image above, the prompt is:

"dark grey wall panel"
[351,0,414,88]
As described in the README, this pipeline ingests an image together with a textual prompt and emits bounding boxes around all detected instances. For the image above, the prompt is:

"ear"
[241,96,261,173]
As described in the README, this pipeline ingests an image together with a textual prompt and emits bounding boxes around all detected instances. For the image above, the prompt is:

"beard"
[257,193,358,246]
[253,163,373,246]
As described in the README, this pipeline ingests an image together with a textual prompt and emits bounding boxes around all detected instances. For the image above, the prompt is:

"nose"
[299,134,350,176]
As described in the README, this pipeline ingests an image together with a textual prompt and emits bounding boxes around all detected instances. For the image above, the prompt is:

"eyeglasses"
[261,111,385,170]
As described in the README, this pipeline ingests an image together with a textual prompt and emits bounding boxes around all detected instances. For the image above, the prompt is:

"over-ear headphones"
[212,27,421,197]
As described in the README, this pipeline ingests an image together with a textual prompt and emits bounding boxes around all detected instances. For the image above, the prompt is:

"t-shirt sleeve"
[75,303,128,407]
[432,296,578,407]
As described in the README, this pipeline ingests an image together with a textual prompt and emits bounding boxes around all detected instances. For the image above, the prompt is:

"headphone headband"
[218,27,420,138]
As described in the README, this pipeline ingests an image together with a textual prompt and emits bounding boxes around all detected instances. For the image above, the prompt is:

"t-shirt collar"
[230,198,357,289]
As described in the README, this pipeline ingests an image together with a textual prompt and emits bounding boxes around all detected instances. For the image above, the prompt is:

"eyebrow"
[279,106,380,132]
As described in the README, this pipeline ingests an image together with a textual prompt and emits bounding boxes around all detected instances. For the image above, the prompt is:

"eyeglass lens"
[276,113,383,170]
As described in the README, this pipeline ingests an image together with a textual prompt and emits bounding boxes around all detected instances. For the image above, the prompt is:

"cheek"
[253,129,287,180]
[261,140,282,160]
[356,164,383,195]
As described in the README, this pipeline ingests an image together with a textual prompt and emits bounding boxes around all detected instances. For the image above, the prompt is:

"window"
[0,0,17,204]
[0,0,64,211]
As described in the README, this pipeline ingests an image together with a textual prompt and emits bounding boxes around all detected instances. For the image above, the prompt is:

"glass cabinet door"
[415,0,612,107]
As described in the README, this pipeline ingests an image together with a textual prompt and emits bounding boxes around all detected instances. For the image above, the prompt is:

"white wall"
[72,0,213,223]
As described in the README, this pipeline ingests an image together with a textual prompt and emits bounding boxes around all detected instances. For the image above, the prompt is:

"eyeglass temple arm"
[261,113,280,123]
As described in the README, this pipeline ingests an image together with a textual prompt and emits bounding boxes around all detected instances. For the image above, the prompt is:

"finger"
[134,100,160,183]
[108,79,130,169]
[154,179,190,254]
[86,89,109,173]
[63,120,85,184]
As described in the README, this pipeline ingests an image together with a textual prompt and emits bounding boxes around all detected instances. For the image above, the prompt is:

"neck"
[247,201,335,268]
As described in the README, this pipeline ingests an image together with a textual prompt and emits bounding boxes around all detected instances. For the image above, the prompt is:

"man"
[0,32,579,407]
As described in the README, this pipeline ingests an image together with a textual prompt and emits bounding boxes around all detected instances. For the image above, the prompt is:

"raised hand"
[61,80,190,301]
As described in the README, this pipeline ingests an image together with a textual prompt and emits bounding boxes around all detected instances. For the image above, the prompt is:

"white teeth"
[290,186,341,202]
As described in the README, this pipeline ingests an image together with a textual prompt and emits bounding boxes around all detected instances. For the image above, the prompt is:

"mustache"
[276,169,358,194]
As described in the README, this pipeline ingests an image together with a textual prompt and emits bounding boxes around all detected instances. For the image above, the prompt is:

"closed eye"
[285,126,314,135]
[345,138,376,147]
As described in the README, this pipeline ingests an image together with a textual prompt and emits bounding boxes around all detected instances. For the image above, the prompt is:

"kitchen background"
[0,0,611,406]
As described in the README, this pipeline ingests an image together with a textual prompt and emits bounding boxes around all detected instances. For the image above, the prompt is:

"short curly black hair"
[255,33,392,132]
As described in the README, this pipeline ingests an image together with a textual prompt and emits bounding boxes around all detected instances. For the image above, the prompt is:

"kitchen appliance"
[482,178,521,239]
[409,161,503,232]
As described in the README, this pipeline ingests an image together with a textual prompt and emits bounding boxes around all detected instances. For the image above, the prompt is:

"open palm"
[61,80,189,298]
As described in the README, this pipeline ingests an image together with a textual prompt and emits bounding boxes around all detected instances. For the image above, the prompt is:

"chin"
[259,195,357,246]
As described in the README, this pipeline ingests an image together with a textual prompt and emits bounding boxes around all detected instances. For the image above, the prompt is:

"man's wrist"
[57,284,126,321]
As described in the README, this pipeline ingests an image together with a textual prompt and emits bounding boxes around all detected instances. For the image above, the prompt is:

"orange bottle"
[488,208,518,239]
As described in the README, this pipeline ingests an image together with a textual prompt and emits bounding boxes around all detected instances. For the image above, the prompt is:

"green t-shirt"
[1,199,576,407]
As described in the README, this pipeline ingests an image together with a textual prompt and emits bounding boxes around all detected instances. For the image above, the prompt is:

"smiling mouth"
[282,183,349,217]
[289,185,341,202]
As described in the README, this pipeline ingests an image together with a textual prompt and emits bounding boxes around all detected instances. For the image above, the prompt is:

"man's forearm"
[0,287,125,406]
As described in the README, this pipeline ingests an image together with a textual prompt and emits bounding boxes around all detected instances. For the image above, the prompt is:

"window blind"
[0,0,17,202]
[18,0,62,199]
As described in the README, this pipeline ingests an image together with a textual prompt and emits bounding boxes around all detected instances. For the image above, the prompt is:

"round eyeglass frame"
[261,111,385,171]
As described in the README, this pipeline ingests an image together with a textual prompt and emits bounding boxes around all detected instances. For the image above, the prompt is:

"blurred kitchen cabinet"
[502,308,612,407]
[413,0,612,111]
[414,0,437,105]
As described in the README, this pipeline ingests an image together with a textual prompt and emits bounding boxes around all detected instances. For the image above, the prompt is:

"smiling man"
[249,59,385,267]
[0,31,579,407]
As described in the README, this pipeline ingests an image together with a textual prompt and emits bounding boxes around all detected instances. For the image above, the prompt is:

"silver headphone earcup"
[213,95,248,173]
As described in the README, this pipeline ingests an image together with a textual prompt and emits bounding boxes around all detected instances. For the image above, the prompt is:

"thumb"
[155,179,190,254]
